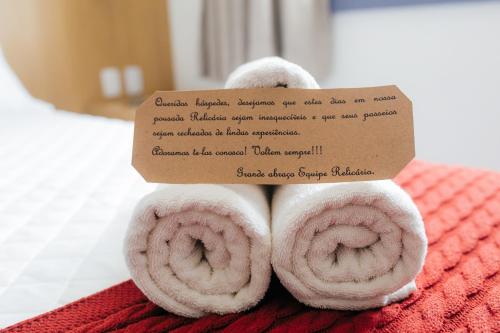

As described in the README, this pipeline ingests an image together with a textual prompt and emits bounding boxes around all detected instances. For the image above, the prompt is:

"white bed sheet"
[0,107,155,328]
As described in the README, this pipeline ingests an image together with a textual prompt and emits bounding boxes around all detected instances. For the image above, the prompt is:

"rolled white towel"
[225,56,319,89]
[226,57,427,309]
[272,182,427,310]
[124,184,271,317]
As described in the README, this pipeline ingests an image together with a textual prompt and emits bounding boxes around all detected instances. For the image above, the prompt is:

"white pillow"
[0,47,53,112]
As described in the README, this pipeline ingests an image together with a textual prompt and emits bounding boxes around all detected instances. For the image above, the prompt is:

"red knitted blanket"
[4,161,499,333]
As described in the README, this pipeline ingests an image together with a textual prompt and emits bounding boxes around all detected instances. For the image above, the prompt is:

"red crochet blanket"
[3,161,500,333]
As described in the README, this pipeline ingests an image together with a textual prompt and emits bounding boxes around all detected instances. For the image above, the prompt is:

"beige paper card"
[133,85,414,184]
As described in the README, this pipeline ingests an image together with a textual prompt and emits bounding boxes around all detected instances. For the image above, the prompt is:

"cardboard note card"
[132,85,414,184]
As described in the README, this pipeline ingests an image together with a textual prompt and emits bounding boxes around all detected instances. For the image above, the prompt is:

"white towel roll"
[272,182,427,310]
[225,56,319,89]
[124,184,271,317]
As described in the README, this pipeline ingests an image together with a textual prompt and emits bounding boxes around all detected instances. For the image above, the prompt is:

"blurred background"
[1,0,499,170]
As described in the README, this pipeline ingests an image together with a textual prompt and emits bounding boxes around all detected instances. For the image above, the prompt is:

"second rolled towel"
[124,184,271,317]
[272,180,427,310]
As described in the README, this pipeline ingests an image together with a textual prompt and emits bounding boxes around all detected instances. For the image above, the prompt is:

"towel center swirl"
[148,210,251,295]
[295,205,403,285]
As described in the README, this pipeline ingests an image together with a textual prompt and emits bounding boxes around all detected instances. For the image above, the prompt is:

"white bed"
[0,50,155,328]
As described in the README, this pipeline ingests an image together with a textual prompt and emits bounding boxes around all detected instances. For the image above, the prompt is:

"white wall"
[168,0,500,170]
[324,1,500,170]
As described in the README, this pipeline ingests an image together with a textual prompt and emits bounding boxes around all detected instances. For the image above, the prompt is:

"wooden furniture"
[0,0,174,118]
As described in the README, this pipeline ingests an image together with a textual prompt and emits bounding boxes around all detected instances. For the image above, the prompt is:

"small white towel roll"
[124,184,271,317]
[272,182,427,310]
[225,56,319,89]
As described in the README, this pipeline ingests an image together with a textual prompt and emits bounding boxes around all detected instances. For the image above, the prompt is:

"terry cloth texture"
[225,56,320,89]
[123,184,271,317]
[4,160,499,332]
[272,180,427,310]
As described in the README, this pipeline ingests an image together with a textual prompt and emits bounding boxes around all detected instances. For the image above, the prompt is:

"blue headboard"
[330,0,497,11]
